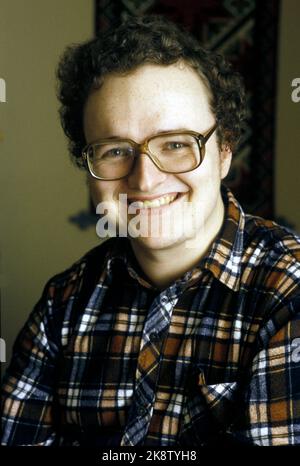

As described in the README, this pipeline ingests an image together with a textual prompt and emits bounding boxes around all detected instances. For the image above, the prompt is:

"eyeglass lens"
[88,133,201,179]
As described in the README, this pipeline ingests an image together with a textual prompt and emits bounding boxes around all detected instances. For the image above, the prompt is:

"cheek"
[178,166,211,191]
[89,179,124,205]
[178,159,221,198]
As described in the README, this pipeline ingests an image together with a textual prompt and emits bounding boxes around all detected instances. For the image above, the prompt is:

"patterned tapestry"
[93,0,280,220]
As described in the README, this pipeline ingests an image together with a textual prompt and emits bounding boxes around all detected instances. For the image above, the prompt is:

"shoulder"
[236,215,300,349]
[45,238,118,298]
[20,238,120,348]
[32,238,119,328]
[244,214,300,261]
[240,214,300,315]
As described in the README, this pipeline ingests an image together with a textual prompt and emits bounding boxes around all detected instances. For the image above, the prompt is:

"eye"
[167,142,186,150]
[107,148,126,157]
[163,141,191,152]
[94,145,134,160]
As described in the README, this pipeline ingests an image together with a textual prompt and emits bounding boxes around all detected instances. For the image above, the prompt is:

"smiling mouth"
[127,192,186,210]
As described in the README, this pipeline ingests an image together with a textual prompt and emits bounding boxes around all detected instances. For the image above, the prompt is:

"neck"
[130,193,225,290]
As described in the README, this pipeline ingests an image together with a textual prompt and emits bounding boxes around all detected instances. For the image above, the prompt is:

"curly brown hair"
[56,14,246,168]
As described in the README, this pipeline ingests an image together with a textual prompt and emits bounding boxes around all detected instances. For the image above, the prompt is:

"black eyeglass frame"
[82,123,217,181]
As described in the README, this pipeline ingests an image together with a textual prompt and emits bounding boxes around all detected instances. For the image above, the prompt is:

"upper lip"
[127,192,181,202]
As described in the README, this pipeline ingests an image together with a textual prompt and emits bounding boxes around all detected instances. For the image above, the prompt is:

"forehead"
[83,63,213,139]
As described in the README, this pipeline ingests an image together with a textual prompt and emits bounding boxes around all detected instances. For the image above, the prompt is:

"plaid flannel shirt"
[1,185,300,446]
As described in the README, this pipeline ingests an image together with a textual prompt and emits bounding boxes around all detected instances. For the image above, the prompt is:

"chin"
[129,230,193,251]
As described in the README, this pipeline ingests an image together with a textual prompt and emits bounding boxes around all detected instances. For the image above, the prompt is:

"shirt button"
[160,296,168,305]
[137,404,147,417]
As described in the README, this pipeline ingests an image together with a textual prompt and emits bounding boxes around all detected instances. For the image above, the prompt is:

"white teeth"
[129,193,177,209]
[133,201,147,208]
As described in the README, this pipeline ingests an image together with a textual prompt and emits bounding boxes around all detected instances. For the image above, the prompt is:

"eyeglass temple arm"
[202,123,217,143]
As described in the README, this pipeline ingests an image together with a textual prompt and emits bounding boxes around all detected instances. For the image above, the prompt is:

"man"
[1,15,300,447]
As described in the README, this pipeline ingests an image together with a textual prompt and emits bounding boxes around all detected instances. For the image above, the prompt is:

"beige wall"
[275,0,300,232]
[0,0,300,373]
[0,0,96,370]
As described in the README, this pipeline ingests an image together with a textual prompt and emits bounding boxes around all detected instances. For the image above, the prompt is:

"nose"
[127,152,167,192]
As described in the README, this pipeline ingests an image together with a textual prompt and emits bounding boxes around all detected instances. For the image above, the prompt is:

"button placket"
[122,297,170,445]
[121,293,177,446]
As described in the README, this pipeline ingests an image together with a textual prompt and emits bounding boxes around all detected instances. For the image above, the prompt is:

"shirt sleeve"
[234,299,300,446]
[0,287,60,446]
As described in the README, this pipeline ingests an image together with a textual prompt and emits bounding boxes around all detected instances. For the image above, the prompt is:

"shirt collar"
[200,184,245,292]
[104,184,245,292]
[104,237,155,289]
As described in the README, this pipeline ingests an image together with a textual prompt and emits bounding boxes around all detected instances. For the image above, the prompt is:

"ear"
[219,144,232,180]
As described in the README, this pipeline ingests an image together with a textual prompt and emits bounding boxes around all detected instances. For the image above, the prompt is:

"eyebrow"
[99,128,195,140]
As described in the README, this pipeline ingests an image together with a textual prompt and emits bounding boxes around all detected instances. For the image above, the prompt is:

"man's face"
[83,63,231,251]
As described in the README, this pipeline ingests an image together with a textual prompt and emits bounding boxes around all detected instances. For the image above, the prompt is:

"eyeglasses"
[82,124,217,181]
